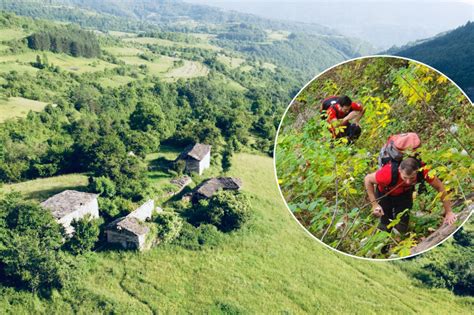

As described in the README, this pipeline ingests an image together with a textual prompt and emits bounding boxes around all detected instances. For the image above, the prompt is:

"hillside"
[388,21,474,100]
[1,153,473,313]
[0,0,373,80]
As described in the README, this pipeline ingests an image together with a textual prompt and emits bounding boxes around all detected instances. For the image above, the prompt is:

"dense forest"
[388,21,474,100]
[27,27,101,58]
[276,57,472,261]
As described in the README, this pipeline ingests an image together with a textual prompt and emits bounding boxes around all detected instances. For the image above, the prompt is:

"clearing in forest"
[163,60,209,81]
[0,96,49,122]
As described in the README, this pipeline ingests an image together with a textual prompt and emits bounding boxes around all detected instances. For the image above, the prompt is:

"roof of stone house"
[40,190,99,219]
[178,143,211,161]
[107,216,150,236]
[194,177,243,198]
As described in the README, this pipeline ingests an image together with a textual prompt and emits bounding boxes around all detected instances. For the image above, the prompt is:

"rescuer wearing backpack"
[364,133,457,233]
[322,95,364,142]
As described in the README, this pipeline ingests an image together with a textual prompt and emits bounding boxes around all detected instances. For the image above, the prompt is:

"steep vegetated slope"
[387,21,474,100]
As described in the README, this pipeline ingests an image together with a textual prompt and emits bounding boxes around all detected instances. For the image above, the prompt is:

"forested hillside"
[0,0,373,80]
[388,21,474,100]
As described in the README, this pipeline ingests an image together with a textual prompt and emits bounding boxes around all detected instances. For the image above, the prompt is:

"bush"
[196,224,223,247]
[192,191,251,232]
[98,196,134,219]
[173,222,223,250]
[89,176,116,198]
[154,212,183,244]
[66,215,103,255]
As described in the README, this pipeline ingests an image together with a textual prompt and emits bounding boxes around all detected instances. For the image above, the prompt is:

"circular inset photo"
[275,56,473,260]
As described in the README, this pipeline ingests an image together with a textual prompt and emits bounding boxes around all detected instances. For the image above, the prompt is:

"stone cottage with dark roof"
[105,199,161,250]
[177,143,211,175]
[192,177,243,203]
[40,190,99,235]
[105,216,150,250]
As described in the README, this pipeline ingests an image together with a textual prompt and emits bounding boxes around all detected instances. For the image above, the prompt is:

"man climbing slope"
[322,95,364,142]
[364,157,457,233]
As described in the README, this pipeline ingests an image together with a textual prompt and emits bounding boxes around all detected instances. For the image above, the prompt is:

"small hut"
[192,177,242,203]
[177,143,211,175]
[105,216,150,250]
[40,190,99,235]
[105,199,158,250]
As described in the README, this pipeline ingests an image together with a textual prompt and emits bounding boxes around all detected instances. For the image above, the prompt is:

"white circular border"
[273,54,474,262]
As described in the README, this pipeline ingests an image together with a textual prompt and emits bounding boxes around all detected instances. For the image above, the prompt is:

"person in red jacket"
[364,157,456,233]
[323,95,364,142]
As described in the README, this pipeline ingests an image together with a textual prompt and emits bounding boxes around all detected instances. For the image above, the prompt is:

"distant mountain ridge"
[388,21,474,101]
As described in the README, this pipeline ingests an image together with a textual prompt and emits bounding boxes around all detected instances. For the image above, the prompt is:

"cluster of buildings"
[39,143,242,251]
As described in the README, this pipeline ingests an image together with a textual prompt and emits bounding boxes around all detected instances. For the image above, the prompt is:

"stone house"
[41,190,99,235]
[177,143,211,175]
[105,199,161,250]
[192,177,243,203]
[105,216,151,251]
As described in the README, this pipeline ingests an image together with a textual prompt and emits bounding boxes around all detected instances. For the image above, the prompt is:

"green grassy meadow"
[123,36,221,51]
[0,97,49,122]
[0,173,89,201]
[0,27,27,41]
[1,153,472,313]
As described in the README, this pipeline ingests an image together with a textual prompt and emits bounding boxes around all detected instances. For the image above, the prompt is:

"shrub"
[66,215,103,255]
[89,176,116,198]
[154,212,183,244]
[193,191,251,232]
[173,222,223,250]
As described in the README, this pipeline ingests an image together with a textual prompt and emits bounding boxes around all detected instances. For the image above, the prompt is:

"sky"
[184,0,474,49]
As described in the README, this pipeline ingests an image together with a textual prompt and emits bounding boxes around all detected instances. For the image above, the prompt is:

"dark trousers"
[376,189,413,233]
[336,123,361,142]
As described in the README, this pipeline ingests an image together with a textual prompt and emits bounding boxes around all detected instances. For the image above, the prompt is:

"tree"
[66,215,102,255]
[89,176,116,198]
[0,193,76,293]
[130,100,167,134]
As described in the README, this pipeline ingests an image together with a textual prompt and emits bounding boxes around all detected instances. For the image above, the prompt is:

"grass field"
[0,51,116,73]
[0,173,89,201]
[123,37,221,51]
[108,31,137,38]
[103,46,146,56]
[216,54,245,69]
[266,30,290,42]
[0,62,38,74]
[0,28,27,41]
[0,44,10,52]
[119,55,177,75]
[1,153,472,313]
[97,75,135,88]
[0,96,49,122]
[262,62,277,71]
[163,60,209,81]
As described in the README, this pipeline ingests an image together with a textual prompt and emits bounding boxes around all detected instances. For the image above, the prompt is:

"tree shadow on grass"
[23,185,89,201]
[148,156,175,174]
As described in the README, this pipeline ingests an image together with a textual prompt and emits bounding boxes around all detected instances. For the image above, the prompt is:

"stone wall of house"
[106,230,143,250]
[185,158,200,174]
[59,199,99,235]
[127,199,155,221]
[199,151,211,175]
